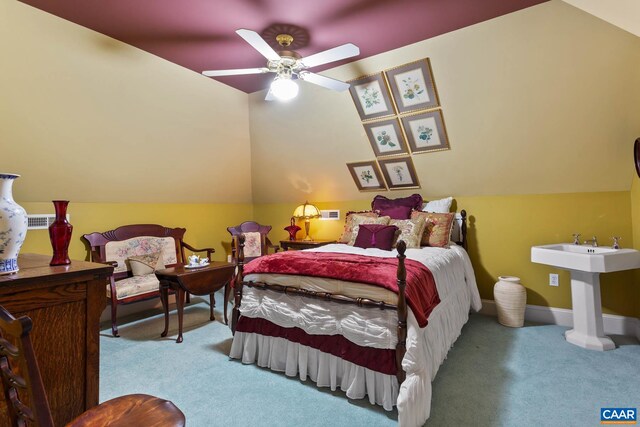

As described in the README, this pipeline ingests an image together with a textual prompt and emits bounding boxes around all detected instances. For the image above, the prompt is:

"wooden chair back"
[227,222,272,262]
[0,305,54,427]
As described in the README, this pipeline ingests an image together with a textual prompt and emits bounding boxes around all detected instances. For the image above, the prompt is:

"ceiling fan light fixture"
[270,75,299,101]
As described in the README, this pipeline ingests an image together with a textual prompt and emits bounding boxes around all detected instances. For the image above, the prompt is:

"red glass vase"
[284,217,301,241]
[49,200,73,266]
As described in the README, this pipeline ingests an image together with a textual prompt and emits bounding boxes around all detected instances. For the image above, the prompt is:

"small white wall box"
[27,214,70,230]
[320,210,340,220]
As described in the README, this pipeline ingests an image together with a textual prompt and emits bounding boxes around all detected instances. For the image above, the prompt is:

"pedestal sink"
[531,244,640,351]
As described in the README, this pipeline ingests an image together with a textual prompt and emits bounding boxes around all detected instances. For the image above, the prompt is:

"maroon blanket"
[236,317,397,375]
[243,251,439,327]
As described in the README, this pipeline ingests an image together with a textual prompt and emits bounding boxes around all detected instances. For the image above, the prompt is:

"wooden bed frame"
[231,210,467,385]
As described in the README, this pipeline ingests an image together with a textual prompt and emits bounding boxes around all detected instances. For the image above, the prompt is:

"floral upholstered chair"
[225,221,280,319]
[83,224,214,337]
[227,221,280,263]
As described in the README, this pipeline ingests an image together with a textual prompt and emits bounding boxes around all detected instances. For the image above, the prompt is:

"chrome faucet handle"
[612,236,621,249]
[572,233,581,245]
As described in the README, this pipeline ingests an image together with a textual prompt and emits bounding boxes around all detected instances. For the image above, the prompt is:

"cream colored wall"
[249,0,640,204]
[255,191,638,317]
[0,0,252,203]
[562,0,640,37]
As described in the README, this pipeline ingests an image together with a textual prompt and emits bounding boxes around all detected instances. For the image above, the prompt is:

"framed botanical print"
[346,161,387,192]
[377,156,420,190]
[348,73,395,121]
[385,59,439,114]
[363,118,409,158]
[400,109,450,154]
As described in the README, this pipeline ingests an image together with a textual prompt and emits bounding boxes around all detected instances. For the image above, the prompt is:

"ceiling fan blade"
[202,67,269,77]
[299,72,350,92]
[300,43,360,68]
[265,90,276,101]
[236,29,281,62]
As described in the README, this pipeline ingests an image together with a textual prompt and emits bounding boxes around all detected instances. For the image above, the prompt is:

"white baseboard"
[480,299,640,337]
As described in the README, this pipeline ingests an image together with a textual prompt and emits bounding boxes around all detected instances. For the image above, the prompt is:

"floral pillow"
[347,216,391,245]
[389,216,426,249]
[338,211,379,243]
[243,232,263,258]
[128,252,165,276]
[411,211,455,247]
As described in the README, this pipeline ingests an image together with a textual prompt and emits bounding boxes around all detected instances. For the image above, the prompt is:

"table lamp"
[292,201,321,241]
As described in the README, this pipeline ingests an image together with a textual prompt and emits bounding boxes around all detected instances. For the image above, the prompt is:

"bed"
[229,210,481,427]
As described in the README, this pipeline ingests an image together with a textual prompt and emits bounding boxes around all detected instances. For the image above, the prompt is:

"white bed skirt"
[230,281,474,427]
[229,244,481,427]
[230,332,399,410]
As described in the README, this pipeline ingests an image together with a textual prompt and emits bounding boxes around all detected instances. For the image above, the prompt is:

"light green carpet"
[100,294,640,426]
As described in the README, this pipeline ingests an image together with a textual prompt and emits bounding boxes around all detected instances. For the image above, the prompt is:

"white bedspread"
[230,243,481,427]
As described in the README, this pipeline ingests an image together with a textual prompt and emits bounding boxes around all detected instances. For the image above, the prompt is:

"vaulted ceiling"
[20,0,548,93]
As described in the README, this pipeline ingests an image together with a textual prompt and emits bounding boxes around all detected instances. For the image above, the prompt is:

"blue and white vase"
[0,174,28,274]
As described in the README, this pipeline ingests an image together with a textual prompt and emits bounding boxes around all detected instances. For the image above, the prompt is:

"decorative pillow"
[378,204,413,220]
[128,252,165,276]
[411,211,455,247]
[348,216,391,245]
[243,232,263,258]
[390,216,427,249]
[371,194,423,219]
[338,211,379,243]
[422,196,453,213]
[353,224,398,251]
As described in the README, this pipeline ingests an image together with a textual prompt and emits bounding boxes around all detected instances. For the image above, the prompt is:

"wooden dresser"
[0,254,112,426]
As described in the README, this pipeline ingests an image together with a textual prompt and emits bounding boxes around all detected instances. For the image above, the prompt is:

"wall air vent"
[27,214,70,230]
[320,210,340,221]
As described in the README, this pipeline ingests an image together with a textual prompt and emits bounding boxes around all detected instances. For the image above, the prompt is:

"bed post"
[231,234,245,335]
[395,240,407,385]
[460,209,468,251]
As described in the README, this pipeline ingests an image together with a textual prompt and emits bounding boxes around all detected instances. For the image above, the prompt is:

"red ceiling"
[20,0,548,93]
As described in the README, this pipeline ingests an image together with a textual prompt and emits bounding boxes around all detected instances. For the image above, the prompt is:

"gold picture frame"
[400,109,450,154]
[377,156,421,190]
[348,72,395,121]
[363,117,410,158]
[346,161,388,192]
[385,58,439,114]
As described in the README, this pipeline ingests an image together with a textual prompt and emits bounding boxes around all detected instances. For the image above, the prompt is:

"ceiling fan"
[202,29,360,101]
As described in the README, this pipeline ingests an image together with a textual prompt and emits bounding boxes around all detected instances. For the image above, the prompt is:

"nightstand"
[279,239,337,251]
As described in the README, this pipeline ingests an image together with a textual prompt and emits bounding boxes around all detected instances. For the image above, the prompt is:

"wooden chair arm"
[267,244,280,253]
[181,241,216,261]
[104,261,118,268]
[266,237,280,253]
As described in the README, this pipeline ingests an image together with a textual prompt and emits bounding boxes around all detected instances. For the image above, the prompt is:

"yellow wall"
[630,176,640,316]
[20,202,253,262]
[256,191,638,317]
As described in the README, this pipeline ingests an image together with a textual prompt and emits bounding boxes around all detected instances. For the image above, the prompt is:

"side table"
[155,262,235,343]
[280,239,337,251]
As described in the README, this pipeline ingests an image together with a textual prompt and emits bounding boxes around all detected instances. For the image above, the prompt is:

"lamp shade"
[292,201,321,219]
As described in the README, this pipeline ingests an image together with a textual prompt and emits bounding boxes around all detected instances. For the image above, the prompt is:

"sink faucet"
[612,237,621,249]
[584,236,598,247]
[572,233,581,245]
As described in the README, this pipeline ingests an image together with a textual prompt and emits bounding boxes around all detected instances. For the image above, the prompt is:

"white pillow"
[422,196,453,213]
